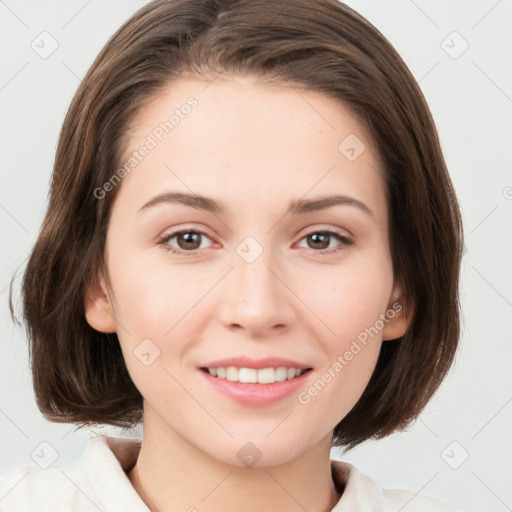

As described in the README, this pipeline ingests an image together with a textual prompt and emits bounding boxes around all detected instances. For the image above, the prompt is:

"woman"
[4,0,464,510]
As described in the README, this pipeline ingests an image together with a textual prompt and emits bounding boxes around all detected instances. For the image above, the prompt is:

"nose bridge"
[218,233,294,333]
[234,234,281,304]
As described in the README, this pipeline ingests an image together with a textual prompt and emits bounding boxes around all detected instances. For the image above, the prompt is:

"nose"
[216,243,296,337]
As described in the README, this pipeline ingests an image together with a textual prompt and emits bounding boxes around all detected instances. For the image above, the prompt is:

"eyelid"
[156,223,214,242]
[295,223,353,240]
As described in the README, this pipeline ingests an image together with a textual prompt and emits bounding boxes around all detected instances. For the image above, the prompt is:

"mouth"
[199,366,313,384]
[198,365,314,406]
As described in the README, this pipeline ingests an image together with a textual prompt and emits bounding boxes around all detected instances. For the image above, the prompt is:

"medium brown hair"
[10,0,463,450]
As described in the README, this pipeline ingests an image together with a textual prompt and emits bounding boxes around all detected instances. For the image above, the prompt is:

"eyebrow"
[138,192,375,220]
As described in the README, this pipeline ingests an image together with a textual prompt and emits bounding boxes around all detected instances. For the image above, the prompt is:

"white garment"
[0,435,462,511]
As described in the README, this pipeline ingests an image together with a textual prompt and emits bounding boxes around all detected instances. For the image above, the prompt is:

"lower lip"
[199,369,313,406]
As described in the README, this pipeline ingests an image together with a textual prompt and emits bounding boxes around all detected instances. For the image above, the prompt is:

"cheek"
[106,250,214,384]
[293,252,394,340]
[291,255,392,408]
[293,274,387,424]
[107,245,207,334]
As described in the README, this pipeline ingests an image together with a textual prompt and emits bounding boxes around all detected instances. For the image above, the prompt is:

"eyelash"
[157,229,354,257]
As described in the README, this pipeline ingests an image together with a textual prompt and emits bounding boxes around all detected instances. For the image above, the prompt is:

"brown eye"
[175,232,202,250]
[297,230,354,255]
[306,232,331,250]
[158,230,213,255]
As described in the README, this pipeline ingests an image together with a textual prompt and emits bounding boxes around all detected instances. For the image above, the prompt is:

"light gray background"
[1,1,511,511]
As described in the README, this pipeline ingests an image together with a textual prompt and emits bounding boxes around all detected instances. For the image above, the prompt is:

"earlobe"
[382,283,414,341]
[84,273,117,333]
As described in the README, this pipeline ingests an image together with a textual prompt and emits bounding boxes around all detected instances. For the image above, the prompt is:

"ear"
[84,272,117,333]
[382,281,414,341]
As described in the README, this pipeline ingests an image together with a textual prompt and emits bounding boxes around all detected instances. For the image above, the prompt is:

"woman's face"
[86,74,408,467]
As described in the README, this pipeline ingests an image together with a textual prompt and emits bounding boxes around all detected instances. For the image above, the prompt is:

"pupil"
[179,232,201,250]
[309,233,329,249]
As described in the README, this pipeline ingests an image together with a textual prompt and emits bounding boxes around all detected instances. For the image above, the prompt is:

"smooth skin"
[85,74,412,512]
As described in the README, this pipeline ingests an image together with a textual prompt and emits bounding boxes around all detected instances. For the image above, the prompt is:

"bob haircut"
[10,0,463,450]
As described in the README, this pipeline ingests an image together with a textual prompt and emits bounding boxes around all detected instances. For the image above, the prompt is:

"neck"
[127,406,342,512]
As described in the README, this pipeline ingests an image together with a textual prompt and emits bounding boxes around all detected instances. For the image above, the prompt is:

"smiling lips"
[199,367,313,406]
[198,356,313,405]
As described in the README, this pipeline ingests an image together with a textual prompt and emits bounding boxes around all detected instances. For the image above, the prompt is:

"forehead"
[115,74,386,223]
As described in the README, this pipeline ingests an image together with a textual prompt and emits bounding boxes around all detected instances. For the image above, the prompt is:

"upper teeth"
[207,366,304,384]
